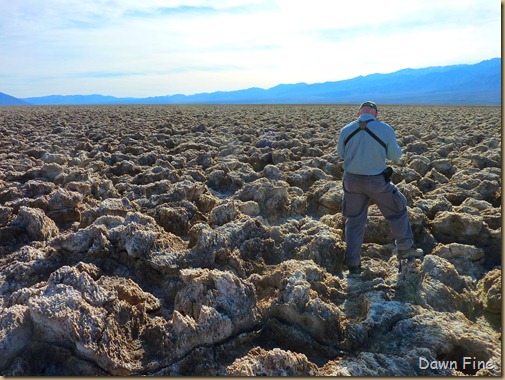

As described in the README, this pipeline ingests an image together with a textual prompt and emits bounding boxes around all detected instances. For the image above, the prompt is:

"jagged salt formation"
[0,105,501,376]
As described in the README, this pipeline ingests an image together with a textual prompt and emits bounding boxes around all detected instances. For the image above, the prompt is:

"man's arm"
[386,129,402,160]
[337,131,346,159]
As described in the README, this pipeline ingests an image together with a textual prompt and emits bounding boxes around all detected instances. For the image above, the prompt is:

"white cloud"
[0,0,500,97]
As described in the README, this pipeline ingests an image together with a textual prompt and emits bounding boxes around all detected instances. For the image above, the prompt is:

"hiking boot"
[396,245,423,259]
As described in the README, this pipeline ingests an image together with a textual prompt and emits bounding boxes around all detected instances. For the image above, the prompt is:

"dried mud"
[0,104,501,376]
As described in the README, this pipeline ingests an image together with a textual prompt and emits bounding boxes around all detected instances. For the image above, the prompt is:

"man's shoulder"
[370,120,395,132]
[343,120,359,131]
[376,120,393,128]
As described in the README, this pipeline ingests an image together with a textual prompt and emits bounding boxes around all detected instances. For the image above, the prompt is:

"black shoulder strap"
[344,120,387,152]
[343,123,365,146]
[363,126,387,151]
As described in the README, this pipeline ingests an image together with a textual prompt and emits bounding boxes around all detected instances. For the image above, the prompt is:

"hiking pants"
[342,172,414,267]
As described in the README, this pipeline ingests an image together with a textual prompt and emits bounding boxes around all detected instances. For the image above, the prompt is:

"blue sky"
[1,0,500,98]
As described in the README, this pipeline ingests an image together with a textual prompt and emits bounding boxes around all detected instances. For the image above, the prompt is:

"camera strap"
[344,119,387,152]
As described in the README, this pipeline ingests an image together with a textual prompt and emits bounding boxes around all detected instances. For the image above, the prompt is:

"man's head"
[357,101,378,117]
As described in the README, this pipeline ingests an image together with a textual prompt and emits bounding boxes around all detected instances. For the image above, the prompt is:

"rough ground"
[0,104,501,376]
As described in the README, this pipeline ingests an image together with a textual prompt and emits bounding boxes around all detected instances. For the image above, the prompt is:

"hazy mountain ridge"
[0,92,31,106]
[1,58,500,105]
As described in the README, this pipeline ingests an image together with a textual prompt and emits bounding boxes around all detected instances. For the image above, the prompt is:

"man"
[337,101,423,275]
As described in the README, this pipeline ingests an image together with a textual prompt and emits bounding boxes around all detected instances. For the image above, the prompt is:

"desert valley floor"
[0,104,501,376]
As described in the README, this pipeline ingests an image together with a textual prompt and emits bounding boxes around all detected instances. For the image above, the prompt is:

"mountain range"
[0,92,31,106]
[1,58,501,106]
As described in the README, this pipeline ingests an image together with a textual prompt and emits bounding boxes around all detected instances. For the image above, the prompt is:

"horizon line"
[17,56,500,100]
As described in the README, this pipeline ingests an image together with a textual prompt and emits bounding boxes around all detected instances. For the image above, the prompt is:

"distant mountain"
[21,58,501,105]
[20,94,130,106]
[0,92,31,106]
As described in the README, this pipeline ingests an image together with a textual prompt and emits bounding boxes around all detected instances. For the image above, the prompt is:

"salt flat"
[0,104,501,376]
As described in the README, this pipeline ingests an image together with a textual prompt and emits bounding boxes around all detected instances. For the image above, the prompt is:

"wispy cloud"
[74,72,145,78]
[126,5,219,18]
[0,0,500,98]
[127,2,269,17]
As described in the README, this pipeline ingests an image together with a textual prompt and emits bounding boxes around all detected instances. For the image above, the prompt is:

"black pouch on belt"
[382,166,393,182]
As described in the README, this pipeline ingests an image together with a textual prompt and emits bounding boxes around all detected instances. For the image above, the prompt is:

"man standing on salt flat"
[337,101,423,275]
